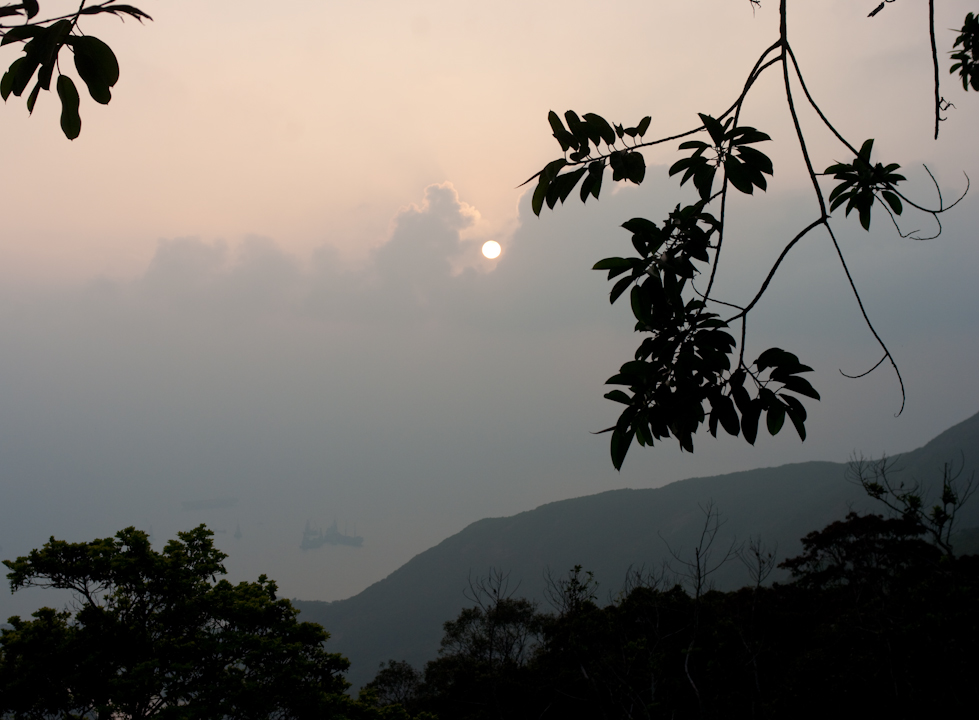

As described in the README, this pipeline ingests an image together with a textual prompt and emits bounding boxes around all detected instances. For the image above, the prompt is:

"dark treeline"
[363,510,979,720]
[3,460,977,719]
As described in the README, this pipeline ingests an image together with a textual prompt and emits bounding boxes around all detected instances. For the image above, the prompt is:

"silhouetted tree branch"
[526,0,974,468]
[847,453,977,557]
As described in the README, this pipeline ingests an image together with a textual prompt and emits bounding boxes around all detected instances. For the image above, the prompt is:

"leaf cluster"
[951,12,979,92]
[593,202,818,468]
[528,109,651,215]
[0,1,150,138]
[825,139,905,231]
[668,113,773,200]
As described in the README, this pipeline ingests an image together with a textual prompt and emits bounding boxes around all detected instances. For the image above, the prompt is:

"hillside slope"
[295,411,979,688]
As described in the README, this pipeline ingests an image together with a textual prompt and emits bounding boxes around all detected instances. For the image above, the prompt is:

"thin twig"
[824,221,906,415]
[726,218,824,322]
[929,0,941,139]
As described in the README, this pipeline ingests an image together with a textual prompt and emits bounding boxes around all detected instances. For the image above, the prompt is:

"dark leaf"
[736,144,773,175]
[1,57,24,100]
[859,205,872,231]
[1,25,44,46]
[668,155,699,177]
[583,113,616,146]
[604,390,633,405]
[622,216,658,235]
[782,395,808,441]
[531,159,566,215]
[11,52,40,97]
[624,151,646,184]
[605,372,635,386]
[548,110,577,151]
[755,347,796,371]
[610,428,634,471]
[630,285,648,324]
[36,55,53,90]
[728,127,772,145]
[70,36,120,104]
[766,402,785,436]
[741,400,761,445]
[547,110,566,137]
[725,157,754,194]
[593,257,634,271]
[698,113,726,145]
[609,275,634,304]
[548,168,586,207]
[713,394,740,436]
[79,4,153,21]
[580,161,604,201]
[693,165,716,200]
[57,74,81,140]
[532,175,549,216]
[881,190,902,215]
[858,138,874,162]
[780,375,821,401]
[26,79,40,113]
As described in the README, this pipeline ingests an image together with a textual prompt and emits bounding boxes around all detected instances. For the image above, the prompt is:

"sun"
[481,241,502,259]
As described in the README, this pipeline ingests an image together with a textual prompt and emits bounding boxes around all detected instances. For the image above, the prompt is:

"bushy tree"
[400,570,547,720]
[0,525,352,719]
[525,1,976,468]
[360,660,424,712]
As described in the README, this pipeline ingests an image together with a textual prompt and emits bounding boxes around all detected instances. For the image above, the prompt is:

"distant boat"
[234,523,243,540]
[301,520,363,550]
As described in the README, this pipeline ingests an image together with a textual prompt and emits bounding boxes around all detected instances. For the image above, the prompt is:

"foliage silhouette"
[524,1,973,469]
[0,525,356,719]
[370,488,979,719]
[847,453,977,557]
[0,1,150,139]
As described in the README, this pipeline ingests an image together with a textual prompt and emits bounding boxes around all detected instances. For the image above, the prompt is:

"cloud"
[127,183,491,325]
[376,183,480,275]
[365,182,481,317]
[137,234,301,317]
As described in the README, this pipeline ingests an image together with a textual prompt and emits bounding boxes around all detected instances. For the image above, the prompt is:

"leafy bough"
[522,2,971,470]
[0,1,151,139]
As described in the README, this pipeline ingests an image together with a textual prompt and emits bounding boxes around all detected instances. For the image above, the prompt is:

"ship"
[301,520,363,550]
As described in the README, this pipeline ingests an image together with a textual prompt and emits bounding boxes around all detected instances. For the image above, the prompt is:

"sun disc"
[481,241,502,259]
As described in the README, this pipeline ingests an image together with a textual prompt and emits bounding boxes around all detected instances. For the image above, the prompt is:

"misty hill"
[294,411,979,688]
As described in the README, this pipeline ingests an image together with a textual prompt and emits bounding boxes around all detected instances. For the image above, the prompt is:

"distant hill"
[294,411,979,689]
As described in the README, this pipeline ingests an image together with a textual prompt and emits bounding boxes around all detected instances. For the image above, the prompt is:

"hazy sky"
[1,1,978,618]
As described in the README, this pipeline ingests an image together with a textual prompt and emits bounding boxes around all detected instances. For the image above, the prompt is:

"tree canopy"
[0,525,353,719]
[367,505,979,719]
[525,1,977,469]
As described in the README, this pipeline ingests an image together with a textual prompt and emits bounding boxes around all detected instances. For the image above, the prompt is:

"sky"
[1,0,978,619]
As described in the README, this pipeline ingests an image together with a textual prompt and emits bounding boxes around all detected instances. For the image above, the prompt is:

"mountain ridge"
[295,410,979,688]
